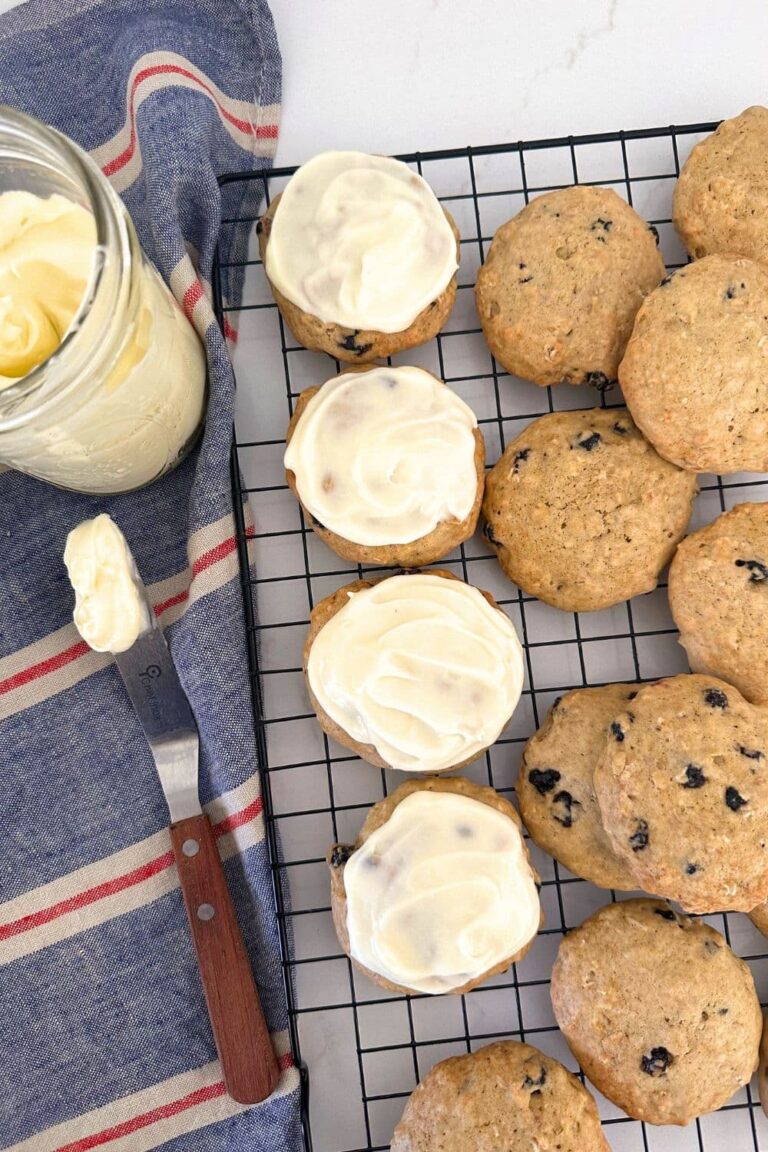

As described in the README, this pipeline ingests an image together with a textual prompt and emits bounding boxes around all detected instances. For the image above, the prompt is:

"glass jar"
[0,106,208,493]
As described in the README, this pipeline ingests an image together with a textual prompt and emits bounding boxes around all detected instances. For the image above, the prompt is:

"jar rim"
[0,105,131,425]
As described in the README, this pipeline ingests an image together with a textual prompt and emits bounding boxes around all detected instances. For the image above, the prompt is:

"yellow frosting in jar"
[0,191,96,387]
[0,190,207,493]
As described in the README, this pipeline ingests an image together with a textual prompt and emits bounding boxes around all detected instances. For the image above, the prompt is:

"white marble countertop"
[270,0,768,164]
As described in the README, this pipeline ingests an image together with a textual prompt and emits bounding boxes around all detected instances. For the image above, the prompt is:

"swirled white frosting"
[0,191,96,387]
[284,367,479,546]
[264,151,458,332]
[306,573,524,772]
[64,514,150,653]
[344,789,540,993]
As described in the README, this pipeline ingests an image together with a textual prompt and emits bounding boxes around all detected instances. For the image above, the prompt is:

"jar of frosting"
[0,106,207,493]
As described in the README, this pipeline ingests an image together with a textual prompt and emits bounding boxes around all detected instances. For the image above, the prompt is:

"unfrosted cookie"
[391,1040,609,1152]
[475,185,664,387]
[594,674,768,913]
[669,503,768,705]
[258,152,459,361]
[619,255,768,473]
[551,898,761,1125]
[482,408,697,611]
[759,1013,768,1119]
[749,902,768,937]
[284,366,484,567]
[327,777,541,996]
[518,683,638,890]
[674,107,768,260]
[303,571,524,773]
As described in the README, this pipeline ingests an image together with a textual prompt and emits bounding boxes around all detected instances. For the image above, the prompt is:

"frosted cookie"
[619,255,768,473]
[475,185,664,387]
[284,366,484,566]
[303,571,524,773]
[551,899,761,1126]
[482,408,697,612]
[669,503,768,705]
[594,674,768,913]
[328,777,541,995]
[518,683,638,890]
[674,107,768,260]
[390,1040,610,1151]
[258,151,459,361]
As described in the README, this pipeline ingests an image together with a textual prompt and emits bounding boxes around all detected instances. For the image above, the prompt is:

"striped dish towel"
[0,2,304,1150]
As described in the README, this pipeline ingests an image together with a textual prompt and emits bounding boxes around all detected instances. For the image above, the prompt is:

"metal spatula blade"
[114,623,200,824]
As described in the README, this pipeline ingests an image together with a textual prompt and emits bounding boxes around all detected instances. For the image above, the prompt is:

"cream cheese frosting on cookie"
[264,151,458,332]
[284,366,478,546]
[306,572,524,772]
[343,790,540,993]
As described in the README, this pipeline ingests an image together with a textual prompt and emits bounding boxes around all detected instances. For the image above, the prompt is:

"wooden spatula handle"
[170,812,280,1104]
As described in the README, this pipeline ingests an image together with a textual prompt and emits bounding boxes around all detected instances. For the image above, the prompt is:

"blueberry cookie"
[258,151,459,361]
[327,777,541,996]
[390,1039,610,1151]
[304,570,524,773]
[669,503,768,705]
[284,366,484,567]
[481,408,697,611]
[518,683,638,890]
[619,255,768,473]
[594,674,768,913]
[674,107,768,260]
[475,185,664,387]
[749,902,768,937]
[551,898,761,1125]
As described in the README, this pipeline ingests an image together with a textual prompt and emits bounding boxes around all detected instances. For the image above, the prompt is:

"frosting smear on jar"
[265,151,458,332]
[284,366,479,546]
[344,789,541,993]
[0,192,96,385]
[306,573,524,773]
[64,514,150,653]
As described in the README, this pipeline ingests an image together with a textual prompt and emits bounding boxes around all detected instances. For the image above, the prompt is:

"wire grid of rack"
[215,124,768,1152]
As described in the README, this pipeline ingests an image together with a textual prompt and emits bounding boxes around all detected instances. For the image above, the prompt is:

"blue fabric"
[0,2,303,1149]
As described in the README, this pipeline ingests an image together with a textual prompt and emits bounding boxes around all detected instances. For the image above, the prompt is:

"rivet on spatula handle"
[170,812,280,1104]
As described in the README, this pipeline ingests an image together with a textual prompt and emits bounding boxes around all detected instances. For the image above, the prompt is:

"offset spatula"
[114,583,280,1105]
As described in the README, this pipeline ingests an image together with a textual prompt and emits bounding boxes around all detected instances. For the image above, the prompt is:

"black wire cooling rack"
[214,124,768,1152]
